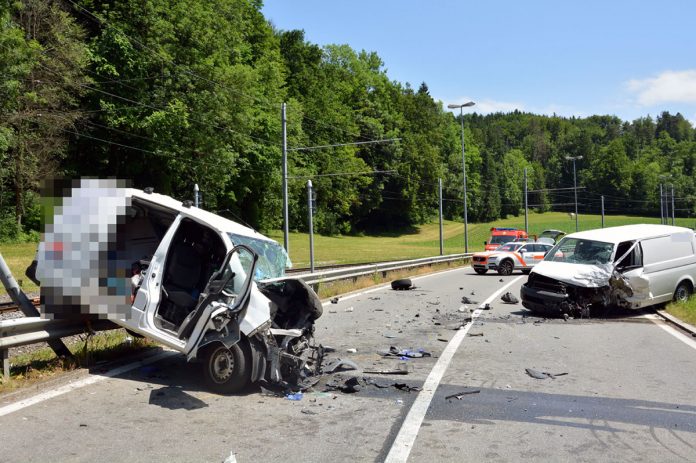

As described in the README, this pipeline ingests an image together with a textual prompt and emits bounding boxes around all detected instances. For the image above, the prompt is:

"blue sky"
[262,0,696,124]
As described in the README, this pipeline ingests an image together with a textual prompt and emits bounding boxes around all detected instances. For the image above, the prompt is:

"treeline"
[1,0,695,242]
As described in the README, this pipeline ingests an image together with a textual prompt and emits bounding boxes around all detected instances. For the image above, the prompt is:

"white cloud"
[626,70,696,106]
[440,97,524,114]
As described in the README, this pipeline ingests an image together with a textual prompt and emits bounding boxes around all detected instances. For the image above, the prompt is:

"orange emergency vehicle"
[484,227,529,251]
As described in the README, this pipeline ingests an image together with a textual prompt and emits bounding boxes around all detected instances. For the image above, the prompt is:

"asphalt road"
[1,267,696,462]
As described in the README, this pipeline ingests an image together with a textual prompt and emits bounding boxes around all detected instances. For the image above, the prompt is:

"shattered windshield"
[227,233,290,281]
[545,237,615,265]
[490,235,516,244]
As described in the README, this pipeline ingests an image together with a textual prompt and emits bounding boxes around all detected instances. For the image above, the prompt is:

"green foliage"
[0,1,695,244]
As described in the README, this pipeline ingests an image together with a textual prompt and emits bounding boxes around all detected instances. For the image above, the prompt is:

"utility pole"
[660,183,664,224]
[447,101,475,253]
[307,180,314,273]
[672,184,676,225]
[601,195,605,228]
[565,156,582,232]
[438,178,444,256]
[282,102,289,254]
[523,167,528,234]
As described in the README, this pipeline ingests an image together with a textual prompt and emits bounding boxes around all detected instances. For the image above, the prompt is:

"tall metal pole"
[193,183,199,208]
[523,167,528,233]
[459,107,468,253]
[307,180,314,273]
[573,158,579,232]
[438,178,444,256]
[660,183,664,224]
[282,102,289,253]
[601,195,605,228]
[672,184,675,225]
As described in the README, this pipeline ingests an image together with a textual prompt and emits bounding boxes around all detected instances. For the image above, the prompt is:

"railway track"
[0,297,40,315]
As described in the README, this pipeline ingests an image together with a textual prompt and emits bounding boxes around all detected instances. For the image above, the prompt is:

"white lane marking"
[0,350,177,417]
[644,313,696,351]
[322,265,475,307]
[384,276,525,463]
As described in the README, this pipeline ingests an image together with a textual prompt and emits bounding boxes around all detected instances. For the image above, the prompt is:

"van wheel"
[201,341,251,394]
[498,260,513,276]
[673,281,693,303]
[474,268,488,275]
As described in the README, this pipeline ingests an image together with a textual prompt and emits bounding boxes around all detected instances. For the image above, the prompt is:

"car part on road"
[501,292,519,304]
[379,346,432,358]
[525,368,569,380]
[363,369,409,375]
[391,279,413,290]
[445,390,481,400]
[322,358,359,374]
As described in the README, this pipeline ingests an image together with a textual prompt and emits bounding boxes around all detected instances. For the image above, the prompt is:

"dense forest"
[1,0,695,242]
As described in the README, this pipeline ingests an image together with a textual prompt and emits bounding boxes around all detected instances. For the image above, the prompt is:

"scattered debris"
[330,297,339,304]
[393,383,422,392]
[383,333,397,338]
[470,290,476,296]
[363,369,409,375]
[346,348,357,354]
[427,301,441,306]
[437,338,448,342]
[223,451,238,463]
[525,368,569,380]
[445,390,481,400]
[301,409,318,415]
[501,292,519,304]
[483,303,492,310]
[391,279,413,290]
[468,332,484,337]
[369,297,381,301]
[285,392,303,401]
[461,296,474,304]
[345,306,354,312]
[380,346,432,358]
[322,358,359,374]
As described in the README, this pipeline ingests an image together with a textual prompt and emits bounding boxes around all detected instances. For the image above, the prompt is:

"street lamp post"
[448,101,475,253]
[565,155,583,232]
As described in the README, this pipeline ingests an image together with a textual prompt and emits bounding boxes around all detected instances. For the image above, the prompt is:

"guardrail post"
[0,252,72,358]
[2,348,8,381]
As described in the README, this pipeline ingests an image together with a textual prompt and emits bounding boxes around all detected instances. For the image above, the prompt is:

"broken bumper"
[520,284,568,314]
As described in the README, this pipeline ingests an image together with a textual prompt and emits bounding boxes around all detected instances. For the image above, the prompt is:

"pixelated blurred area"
[37,178,134,319]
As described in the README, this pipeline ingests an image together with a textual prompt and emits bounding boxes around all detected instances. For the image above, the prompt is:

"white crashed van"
[521,224,696,316]
[30,179,323,393]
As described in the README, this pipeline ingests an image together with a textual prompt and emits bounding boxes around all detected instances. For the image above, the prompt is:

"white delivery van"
[30,179,323,393]
[521,224,696,316]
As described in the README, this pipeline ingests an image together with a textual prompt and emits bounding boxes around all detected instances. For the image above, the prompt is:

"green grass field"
[666,297,696,326]
[1,211,693,295]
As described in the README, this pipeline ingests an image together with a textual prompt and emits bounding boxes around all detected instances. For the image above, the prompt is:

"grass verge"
[665,296,696,326]
[0,329,156,394]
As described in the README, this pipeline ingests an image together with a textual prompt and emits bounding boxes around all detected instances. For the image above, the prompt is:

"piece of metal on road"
[384,275,525,463]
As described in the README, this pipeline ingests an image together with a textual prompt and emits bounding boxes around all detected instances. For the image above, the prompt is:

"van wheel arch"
[673,280,693,303]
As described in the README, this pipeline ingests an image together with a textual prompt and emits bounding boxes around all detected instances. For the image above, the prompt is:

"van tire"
[201,341,251,394]
[673,281,693,303]
[497,260,514,276]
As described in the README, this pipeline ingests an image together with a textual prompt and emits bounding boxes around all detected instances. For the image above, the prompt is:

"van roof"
[130,188,275,243]
[566,224,692,244]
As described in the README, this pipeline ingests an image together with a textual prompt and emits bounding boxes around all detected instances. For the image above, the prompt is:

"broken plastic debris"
[380,346,432,358]
[461,296,474,304]
[345,306,354,312]
[468,332,484,337]
[323,358,359,374]
[285,392,304,401]
[483,303,491,310]
[330,297,339,304]
[346,348,357,353]
[501,292,519,304]
[445,390,481,400]
[525,368,569,380]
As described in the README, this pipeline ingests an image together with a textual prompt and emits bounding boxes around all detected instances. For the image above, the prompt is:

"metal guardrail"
[0,252,472,380]
[1,318,114,380]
